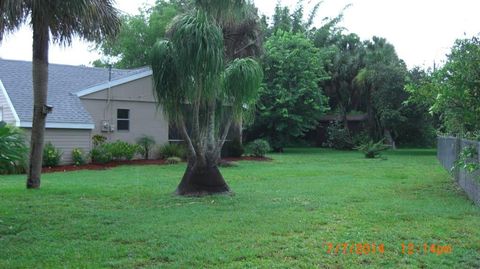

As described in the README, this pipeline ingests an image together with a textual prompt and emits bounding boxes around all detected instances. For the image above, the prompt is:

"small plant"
[166,156,181,165]
[92,134,107,147]
[43,142,62,167]
[0,122,27,174]
[104,141,141,160]
[159,143,187,159]
[136,135,156,159]
[247,139,271,158]
[454,145,480,173]
[90,145,112,164]
[355,139,390,159]
[72,148,86,166]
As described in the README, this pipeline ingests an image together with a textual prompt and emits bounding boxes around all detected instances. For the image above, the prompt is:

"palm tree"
[0,0,120,189]
[151,0,263,196]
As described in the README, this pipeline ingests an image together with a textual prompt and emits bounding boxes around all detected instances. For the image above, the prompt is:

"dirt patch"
[41,157,271,174]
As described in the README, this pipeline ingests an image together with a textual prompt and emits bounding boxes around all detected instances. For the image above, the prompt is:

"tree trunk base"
[26,179,40,189]
[176,165,231,196]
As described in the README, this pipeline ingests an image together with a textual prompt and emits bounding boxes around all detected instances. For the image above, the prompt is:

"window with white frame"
[117,109,130,131]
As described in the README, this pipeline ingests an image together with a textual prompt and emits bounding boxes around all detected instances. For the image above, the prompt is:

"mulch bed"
[41,156,272,174]
[222,156,272,162]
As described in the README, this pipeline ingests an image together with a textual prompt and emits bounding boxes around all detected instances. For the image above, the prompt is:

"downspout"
[104,65,113,139]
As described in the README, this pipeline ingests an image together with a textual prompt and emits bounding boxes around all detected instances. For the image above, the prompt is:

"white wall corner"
[0,80,21,127]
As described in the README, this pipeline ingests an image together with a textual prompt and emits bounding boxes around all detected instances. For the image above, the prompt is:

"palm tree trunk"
[176,145,231,196]
[27,21,49,189]
[175,112,231,196]
[176,163,230,196]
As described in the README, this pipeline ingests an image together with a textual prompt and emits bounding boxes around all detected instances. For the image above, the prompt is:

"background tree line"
[94,0,439,151]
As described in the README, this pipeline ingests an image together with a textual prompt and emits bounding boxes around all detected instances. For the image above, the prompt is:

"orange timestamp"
[324,242,453,256]
[401,243,453,256]
[325,242,385,255]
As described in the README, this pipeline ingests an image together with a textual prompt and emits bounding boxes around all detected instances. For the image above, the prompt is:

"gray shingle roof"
[0,59,150,125]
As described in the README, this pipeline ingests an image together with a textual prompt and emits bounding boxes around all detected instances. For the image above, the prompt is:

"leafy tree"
[251,31,329,151]
[271,4,292,34]
[270,0,321,35]
[397,67,436,147]
[0,0,120,189]
[151,1,263,196]
[408,36,480,135]
[94,0,183,68]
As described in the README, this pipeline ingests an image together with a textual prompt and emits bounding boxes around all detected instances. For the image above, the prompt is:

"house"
[0,59,169,164]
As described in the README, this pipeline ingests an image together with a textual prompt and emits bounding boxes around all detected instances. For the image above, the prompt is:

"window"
[117,109,130,131]
[0,106,3,122]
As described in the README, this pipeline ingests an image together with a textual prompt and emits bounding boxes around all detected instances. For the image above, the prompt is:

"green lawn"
[0,149,479,268]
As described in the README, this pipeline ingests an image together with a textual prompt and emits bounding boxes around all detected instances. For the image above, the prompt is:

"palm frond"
[224,57,263,121]
[48,0,121,44]
[0,0,120,44]
[151,39,184,122]
[170,10,224,101]
[195,0,245,24]
[0,0,28,42]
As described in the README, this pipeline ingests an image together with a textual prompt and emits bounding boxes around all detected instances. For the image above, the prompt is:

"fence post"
[451,137,460,181]
[478,141,480,166]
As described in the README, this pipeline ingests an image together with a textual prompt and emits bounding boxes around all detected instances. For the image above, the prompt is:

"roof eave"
[19,121,94,130]
[74,70,153,97]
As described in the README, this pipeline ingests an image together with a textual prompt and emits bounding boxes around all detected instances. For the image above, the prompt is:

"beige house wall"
[80,75,169,158]
[22,128,92,165]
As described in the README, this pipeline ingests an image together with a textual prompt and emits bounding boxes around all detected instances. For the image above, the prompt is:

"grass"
[0,148,479,268]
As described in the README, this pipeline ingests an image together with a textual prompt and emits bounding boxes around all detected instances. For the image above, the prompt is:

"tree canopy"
[94,0,183,68]
[408,36,480,136]
[250,30,329,151]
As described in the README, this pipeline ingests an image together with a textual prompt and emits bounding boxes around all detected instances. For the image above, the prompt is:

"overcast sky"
[0,0,478,69]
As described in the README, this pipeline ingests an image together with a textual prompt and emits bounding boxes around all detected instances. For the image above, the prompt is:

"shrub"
[247,139,271,157]
[43,142,62,167]
[324,121,354,150]
[166,156,181,165]
[104,141,141,161]
[351,131,370,148]
[92,134,107,147]
[72,148,86,166]
[222,137,244,158]
[136,135,156,159]
[355,140,390,159]
[90,145,112,164]
[454,146,480,173]
[159,143,187,159]
[0,122,27,174]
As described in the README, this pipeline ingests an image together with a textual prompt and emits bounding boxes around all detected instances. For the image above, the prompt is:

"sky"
[0,0,479,69]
